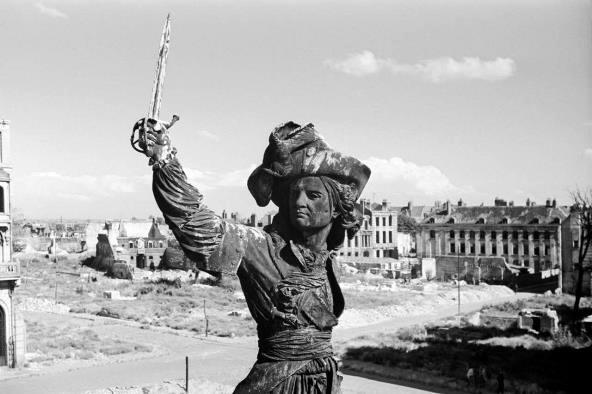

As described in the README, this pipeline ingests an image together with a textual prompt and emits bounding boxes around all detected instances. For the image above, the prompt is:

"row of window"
[374,216,394,227]
[339,249,395,258]
[449,241,551,257]
[346,231,393,247]
[427,217,560,225]
[124,240,165,249]
[431,230,554,241]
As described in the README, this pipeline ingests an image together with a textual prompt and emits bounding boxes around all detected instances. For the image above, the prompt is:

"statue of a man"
[133,119,371,393]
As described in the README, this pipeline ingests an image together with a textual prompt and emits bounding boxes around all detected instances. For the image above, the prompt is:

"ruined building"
[415,198,584,292]
[0,119,25,368]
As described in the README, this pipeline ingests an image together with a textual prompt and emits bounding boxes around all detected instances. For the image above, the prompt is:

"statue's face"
[289,176,335,231]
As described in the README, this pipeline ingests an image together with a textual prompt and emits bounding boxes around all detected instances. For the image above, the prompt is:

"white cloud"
[185,165,257,190]
[363,156,464,196]
[325,51,516,82]
[35,2,68,19]
[30,172,137,198]
[196,130,220,141]
[585,148,592,158]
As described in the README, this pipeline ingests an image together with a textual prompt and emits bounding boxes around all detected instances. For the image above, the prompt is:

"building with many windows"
[416,198,574,289]
[339,199,398,259]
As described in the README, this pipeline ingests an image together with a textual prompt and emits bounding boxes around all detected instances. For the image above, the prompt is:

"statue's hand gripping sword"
[131,14,179,167]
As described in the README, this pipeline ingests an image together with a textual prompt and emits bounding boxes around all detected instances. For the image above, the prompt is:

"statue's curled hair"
[318,176,362,251]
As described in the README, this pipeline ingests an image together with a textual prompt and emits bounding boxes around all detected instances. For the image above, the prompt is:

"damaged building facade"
[0,119,25,368]
[416,198,569,290]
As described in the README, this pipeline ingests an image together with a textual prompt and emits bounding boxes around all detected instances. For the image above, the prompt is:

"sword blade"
[148,14,171,120]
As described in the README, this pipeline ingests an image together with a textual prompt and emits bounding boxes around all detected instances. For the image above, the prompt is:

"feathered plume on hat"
[247,122,371,207]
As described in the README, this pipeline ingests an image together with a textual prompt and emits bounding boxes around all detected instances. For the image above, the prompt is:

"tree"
[572,188,592,323]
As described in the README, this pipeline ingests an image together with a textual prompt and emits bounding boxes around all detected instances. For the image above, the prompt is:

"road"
[0,293,528,393]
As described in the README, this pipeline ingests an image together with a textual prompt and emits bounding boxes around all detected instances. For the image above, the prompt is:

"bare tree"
[572,188,592,322]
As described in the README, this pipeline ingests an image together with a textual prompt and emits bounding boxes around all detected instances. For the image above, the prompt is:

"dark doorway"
[136,254,146,269]
[0,306,6,366]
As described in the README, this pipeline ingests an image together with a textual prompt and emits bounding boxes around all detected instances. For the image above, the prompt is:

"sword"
[148,13,171,121]
[131,14,179,155]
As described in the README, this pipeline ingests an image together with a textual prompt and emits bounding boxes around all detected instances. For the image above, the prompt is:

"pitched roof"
[420,205,570,225]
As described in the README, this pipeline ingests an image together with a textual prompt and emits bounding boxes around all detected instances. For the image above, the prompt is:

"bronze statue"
[132,118,371,393]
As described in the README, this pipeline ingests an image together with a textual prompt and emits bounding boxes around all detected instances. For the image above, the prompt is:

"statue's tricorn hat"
[247,122,371,207]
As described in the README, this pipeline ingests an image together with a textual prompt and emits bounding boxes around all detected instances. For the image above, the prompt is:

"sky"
[0,0,590,220]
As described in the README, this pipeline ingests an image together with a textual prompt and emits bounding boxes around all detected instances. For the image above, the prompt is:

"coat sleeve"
[151,157,266,274]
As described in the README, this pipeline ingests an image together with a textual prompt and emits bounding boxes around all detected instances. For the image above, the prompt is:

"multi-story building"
[416,198,571,288]
[0,119,25,368]
[339,199,398,258]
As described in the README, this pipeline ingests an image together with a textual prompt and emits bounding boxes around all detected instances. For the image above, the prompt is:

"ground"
[5,251,586,393]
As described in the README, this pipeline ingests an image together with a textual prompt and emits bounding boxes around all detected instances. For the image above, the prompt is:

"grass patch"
[16,255,257,337]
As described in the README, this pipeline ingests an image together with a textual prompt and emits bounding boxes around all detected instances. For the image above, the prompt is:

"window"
[430,230,436,239]
[476,218,485,224]
[513,231,519,239]
[447,218,455,224]
[513,244,518,255]
[480,243,486,255]
[383,231,386,243]
[148,241,153,248]
[376,250,380,257]
[449,230,455,238]
[460,230,465,238]
[149,256,153,260]
[470,243,475,254]
[354,236,358,247]
[533,231,540,240]
[347,238,351,247]
[159,241,164,248]
[524,260,530,267]
[503,244,508,254]
[426,217,435,223]
[376,231,380,243]
[129,242,134,248]
[130,256,134,260]
[500,218,508,224]
[574,240,579,248]
[469,231,475,239]
[524,244,529,255]
[450,243,456,253]
[347,252,351,256]
[491,231,497,240]
[502,231,508,240]
[355,252,359,257]
[0,186,4,213]
[375,217,379,226]
[389,216,392,226]
[364,220,368,230]
[534,246,540,256]
[389,231,393,243]
[460,243,466,253]
[545,245,550,256]
[479,231,485,239]
[544,231,550,240]
[492,245,497,255]
[382,217,386,227]
[523,230,529,239]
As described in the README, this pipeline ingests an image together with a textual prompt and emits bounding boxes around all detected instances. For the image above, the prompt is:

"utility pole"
[457,249,461,316]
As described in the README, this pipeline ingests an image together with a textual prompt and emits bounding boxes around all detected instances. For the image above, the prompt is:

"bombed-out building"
[416,198,569,289]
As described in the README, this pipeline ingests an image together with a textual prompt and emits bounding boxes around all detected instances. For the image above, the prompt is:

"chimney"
[458,198,463,207]
[546,198,552,208]
[382,199,388,210]
[250,213,257,227]
[509,201,514,207]
[552,198,557,208]
[526,198,531,207]
[222,210,227,219]
[407,201,413,211]
[445,199,451,215]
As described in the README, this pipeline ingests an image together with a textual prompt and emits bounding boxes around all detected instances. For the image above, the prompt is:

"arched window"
[447,218,455,224]
[426,217,435,223]
[530,218,540,224]
[476,218,485,224]
[500,217,509,224]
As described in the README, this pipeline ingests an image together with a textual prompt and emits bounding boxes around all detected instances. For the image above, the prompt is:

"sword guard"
[130,115,180,168]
